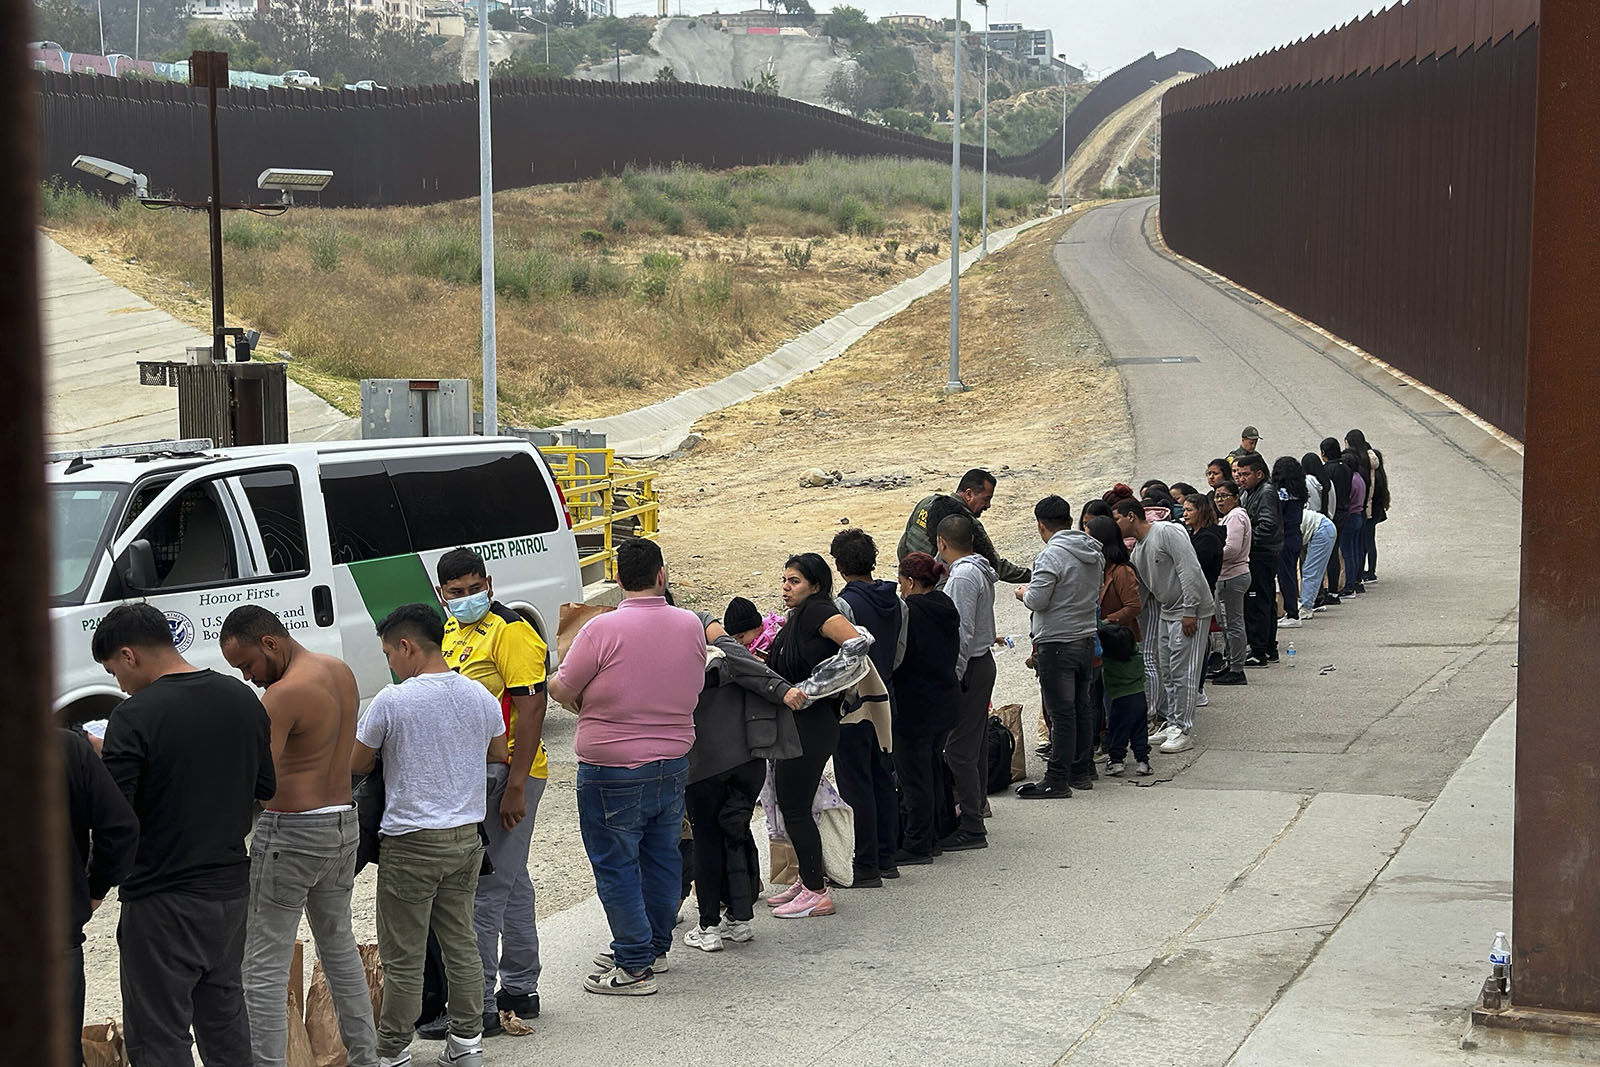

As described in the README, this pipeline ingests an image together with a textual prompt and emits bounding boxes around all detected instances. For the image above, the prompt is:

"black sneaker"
[495,990,539,1020]
[878,863,901,879]
[1206,651,1225,673]
[1212,670,1248,685]
[892,847,934,865]
[416,1014,451,1040]
[482,1010,504,1037]
[1069,775,1095,790]
[1035,742,1052,757]
[1266,652,1280,663]
[937,830,989,852]
[1244,654,1271,668]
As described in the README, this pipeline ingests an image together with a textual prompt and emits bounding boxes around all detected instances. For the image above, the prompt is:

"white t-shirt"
[356,670,505,837]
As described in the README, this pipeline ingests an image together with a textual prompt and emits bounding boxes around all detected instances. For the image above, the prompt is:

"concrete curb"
[556,210,1071,458]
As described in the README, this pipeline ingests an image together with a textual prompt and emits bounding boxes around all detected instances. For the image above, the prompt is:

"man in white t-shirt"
[352,604,507,1067]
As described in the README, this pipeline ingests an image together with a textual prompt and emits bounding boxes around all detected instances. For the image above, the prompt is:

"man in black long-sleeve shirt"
[63,727,138,1066]
[1234,454,1283,664]
[96,604,274,1067]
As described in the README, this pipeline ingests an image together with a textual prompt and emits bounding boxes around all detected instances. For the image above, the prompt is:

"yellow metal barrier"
[540,446,660,582]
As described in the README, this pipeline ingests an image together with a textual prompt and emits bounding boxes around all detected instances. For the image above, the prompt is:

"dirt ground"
[651,212,1135,616]
[77,209,1134,1033]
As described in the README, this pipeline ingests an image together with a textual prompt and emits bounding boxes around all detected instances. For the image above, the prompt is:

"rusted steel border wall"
[33,49,1212,208]
[1161,0,1538,440]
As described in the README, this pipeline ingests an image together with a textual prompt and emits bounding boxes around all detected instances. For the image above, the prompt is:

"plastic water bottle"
[1286,642,1296,668]
[1490,931,1512,995]
[999,634,1021,651]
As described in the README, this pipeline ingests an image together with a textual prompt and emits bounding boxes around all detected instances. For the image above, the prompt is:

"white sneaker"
[1278,616,1304,629]
[1159,731,1194,754]
[1196,691,1209,708]
[379,1054,413,1067]
[1149,723,1176,745]
[684,925,724,952]
[1105,760,1126,776]
[437,1032,483,1067]
[717,916,755,943]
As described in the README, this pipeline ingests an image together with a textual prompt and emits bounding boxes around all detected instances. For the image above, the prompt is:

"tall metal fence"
[1160,0,1538,441]
[33,48,1212,208]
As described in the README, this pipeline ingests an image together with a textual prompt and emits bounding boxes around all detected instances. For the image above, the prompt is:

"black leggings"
[686,758,766,924]
[774,708,840,892]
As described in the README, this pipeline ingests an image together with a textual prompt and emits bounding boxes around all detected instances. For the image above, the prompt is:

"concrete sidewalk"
[39,235,356,449]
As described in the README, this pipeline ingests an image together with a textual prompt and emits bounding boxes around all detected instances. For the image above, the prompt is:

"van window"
[130,481,238,590]
[322,462,410,564]
[388,451,559,551]
[238,468,309,575]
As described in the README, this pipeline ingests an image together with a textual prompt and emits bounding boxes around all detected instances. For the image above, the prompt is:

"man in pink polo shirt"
[548,538,708,997]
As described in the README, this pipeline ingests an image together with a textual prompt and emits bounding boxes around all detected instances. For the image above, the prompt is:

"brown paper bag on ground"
[995,703,1027,784]
[81,1018,125,1067]
[360,943,384,1023]
[768,839,798,886]
[304,960,349,1067]
[557,602,614,661]
[289,941,306,1017]
[287,987,317,1067]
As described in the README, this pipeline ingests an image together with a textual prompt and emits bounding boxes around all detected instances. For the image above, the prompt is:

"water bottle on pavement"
[1286,642,1296,668]
[1490,931,1512,995]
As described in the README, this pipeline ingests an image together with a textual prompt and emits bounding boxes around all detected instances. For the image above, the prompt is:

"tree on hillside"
[492,52,562,78]
[820,5,875,44]
[242,0,455,86]
[778,0,815,18]
[31,0,185,59]
[653,63,679,82]
[741,69,780,95]
[29,0,99,53]
[550,0,588,26]
[163,25,275,73]
[487,7,516,30]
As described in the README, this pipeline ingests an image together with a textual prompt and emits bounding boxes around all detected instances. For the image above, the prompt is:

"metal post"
[1058,55,1068,213]
[979,2,988,257]
[96,0,104,55]
[946,0,963,393]
[478,0,498,434]
[1512,0,1600,1017]
[615,42,621,81]
[206,62,226,362]
[135,0,140,60]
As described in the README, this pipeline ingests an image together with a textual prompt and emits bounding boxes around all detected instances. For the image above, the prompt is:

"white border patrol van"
[50,436,583,723]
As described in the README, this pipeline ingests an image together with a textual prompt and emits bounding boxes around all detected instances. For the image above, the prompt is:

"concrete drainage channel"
[555,209,1072,459]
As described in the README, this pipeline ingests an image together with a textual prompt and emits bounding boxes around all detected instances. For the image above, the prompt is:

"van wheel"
[61,695,123,729]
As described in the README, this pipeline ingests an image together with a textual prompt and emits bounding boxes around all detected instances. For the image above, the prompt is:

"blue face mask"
[445,589,492,626]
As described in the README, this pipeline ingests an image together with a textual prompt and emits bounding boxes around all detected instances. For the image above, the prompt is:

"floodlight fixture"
[71,154,149,197]
[257,167,334,192]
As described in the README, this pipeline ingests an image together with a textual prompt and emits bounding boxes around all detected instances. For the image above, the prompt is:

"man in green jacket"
[896,468,1031,584]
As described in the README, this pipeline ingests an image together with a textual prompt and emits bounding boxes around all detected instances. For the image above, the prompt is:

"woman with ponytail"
[889,552,961,865]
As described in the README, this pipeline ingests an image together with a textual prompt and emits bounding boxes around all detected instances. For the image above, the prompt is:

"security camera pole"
[194,50,228,361]
[946,0,965,394]
[478,0,499,435]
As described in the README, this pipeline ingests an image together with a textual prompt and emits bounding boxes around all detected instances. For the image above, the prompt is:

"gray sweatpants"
[242,808,378,1067]
[1217,573,1251,672]
[477,764,547,1005]
[1155,613,1211,735]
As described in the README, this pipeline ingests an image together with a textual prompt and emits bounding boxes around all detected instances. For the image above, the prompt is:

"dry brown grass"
[41,156,1047,426]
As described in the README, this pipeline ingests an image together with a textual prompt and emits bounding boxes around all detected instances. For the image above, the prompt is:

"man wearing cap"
[1228,427,1262,469]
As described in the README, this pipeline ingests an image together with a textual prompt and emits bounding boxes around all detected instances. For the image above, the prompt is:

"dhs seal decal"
[165,610,196,654]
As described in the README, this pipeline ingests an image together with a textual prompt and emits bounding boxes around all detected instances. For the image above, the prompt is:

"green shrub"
[223,216,285,252]
[641,251,682,273]
[782,242,812,270]
[580,229,606,246]
[404,226,478,283]
[38,178,117,224]
[308,225,341,273]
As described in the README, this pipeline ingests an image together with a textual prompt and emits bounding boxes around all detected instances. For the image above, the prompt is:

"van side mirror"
[119,539,158,592]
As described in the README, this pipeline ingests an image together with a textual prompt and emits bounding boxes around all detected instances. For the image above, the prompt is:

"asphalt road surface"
[459,197,1527,1067]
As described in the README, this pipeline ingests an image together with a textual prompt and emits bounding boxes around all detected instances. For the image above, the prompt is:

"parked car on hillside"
[282,69,320,87]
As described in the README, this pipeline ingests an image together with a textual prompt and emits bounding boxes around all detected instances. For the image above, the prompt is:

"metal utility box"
[361,379,474,439]
[177,361,288,446]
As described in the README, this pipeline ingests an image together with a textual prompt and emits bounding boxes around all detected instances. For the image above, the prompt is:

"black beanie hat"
[724,596,762,635]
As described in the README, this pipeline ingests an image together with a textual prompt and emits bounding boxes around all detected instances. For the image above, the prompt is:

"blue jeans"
[1300,520,1337,614]
[577,757,688,973]
[1339,514,1366,592]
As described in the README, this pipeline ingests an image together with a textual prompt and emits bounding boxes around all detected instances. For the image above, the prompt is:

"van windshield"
[51,483,125,606]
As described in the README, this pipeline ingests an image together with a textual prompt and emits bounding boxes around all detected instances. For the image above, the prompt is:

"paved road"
[456,198,1527,1067]
[39,236,356,450]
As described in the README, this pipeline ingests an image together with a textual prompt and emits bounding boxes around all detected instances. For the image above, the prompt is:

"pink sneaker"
[766,879,804,908]
[773,887,836,918]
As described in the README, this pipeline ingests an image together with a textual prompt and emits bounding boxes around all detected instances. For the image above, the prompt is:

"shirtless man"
[219,605,379,1067]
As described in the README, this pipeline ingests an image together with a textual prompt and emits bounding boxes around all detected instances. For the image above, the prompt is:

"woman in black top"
[765,552,861,918]
[889,551,961,863]
[1272,455,1308,623]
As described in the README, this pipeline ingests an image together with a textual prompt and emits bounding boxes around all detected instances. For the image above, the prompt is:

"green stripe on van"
[347,554,444,629]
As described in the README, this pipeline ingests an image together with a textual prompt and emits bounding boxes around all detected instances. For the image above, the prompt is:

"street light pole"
[977,0,988,257]
[529,15,549,65]
[478,0,499,434]
[1057,52,1068,213]
[946,0,964,393]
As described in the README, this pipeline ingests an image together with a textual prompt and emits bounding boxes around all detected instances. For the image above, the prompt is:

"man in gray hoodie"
[935,514,997,851]
[1014,496,1104,797]
[1113,499,1214,755]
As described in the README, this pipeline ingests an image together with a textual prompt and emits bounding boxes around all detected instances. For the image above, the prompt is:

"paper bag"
[768,839,799,886]
[995,703,1027,784]
[557,602,614,662]
[81,1018,125,1067]
[360,943,384,1023]
[305,961,348,1067]
[287,990,317,1067]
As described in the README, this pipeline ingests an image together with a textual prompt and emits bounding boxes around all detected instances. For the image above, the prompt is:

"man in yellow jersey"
[422,548,550,1038]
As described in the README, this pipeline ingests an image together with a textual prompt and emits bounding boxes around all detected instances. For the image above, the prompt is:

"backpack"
[986,715,1017,794]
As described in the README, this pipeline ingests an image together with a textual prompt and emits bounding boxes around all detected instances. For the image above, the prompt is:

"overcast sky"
[617,0,1398,76]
